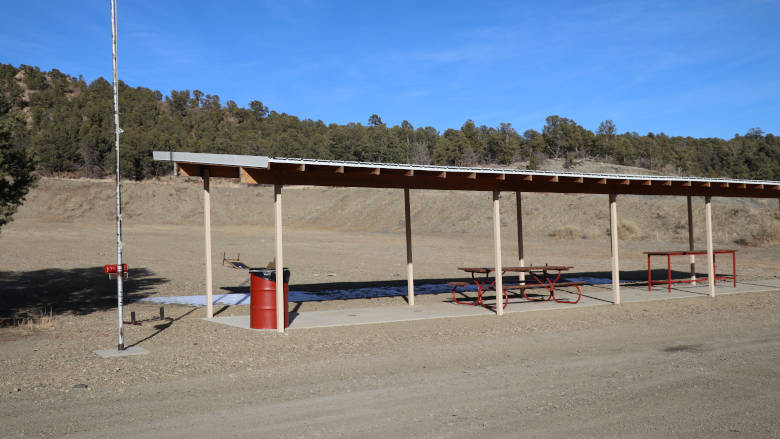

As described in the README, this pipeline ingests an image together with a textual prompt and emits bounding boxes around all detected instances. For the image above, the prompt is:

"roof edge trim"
[153,151,269,169]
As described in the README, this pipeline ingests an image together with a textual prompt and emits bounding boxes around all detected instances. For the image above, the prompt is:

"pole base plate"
[93,346,149,358]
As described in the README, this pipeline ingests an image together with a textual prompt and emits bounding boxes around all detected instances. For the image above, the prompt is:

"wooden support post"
[687,196,696,285]
[705,196,715,297]
[515,192,525,283]
[404,189,414,306]
[274,184,285,332]
[609,194,621,304]
[203,167,213,319]
[493,191,504,315]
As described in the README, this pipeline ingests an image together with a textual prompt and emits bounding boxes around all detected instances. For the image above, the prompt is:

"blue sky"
[2,0,779,139]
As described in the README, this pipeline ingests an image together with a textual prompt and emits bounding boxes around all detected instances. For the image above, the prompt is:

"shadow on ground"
[0,267,168,320]
[218,269,706,303]
[225,269,703,291]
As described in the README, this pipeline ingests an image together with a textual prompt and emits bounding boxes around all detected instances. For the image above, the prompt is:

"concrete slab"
[207,279,780,331]
[93,346,150,358]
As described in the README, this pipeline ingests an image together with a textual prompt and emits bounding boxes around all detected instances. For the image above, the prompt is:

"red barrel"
[249,268,290,329]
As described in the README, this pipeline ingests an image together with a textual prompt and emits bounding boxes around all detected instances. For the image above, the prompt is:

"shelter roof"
[153,151,780,198]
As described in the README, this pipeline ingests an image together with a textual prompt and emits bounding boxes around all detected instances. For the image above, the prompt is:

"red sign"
[103,264,128,274]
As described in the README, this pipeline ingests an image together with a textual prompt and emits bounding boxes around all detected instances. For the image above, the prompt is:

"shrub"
[740,217,780,247]
[548,226,581,240]
[618,220,642,240]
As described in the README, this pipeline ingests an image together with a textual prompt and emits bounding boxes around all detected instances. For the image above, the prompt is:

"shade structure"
[153,151,779,331]
[153,151,780,198]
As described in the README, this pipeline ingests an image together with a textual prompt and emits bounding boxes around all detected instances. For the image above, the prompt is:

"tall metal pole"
[110,0,124,350]
[274,185,285,333]
[203,167,213,319]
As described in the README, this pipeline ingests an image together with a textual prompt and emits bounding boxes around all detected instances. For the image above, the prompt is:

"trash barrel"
[249,268,291,330]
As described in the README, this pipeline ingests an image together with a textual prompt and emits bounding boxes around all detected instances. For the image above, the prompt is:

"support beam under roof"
[153,151,780,199]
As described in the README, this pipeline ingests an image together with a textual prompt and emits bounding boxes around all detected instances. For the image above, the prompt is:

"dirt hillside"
[15,172,780,246]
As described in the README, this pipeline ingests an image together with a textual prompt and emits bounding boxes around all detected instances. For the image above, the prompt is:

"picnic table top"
[642,249,737,256]
[458,266,574,273]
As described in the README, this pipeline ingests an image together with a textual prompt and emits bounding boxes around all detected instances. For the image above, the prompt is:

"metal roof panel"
[153,151,780,188]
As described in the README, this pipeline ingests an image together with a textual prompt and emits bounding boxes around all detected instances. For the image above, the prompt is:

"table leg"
[473,272,498,308]
[451,282,478,306]
[523,271,554,302]
[548,270,563,294]
[479,279,503,308]
[452,273,482,306]
[667,254,672,293]
[542,273,555,300]
[551,283,582,304]
[647,254,652,291]
[476,272,490,306]
[486,286,508,310]
[712,253,718,282]
[476,279,485,305]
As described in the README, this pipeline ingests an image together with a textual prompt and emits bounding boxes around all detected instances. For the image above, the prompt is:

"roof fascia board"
[265,157,780,186]
[153,151,780,187]
[153,151,269,169]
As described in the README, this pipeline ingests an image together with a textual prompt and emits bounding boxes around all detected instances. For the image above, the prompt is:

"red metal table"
[502,266,582,304]
[453,266,581,308]
[643,250,737,292]
[453,267,510,310]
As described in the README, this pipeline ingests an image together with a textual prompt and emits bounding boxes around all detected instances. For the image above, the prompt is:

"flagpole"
[110,0,125,351]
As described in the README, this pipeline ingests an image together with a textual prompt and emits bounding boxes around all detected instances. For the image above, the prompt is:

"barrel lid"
[249,267,290,273]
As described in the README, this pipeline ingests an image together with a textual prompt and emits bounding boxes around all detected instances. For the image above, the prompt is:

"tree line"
[2,63,779,182]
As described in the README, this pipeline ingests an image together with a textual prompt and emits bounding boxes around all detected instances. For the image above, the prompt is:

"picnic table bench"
[503,281,585,304]
[450,265,584,308]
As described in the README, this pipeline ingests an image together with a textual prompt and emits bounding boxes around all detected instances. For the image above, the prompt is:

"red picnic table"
[644,249,737,292]
[449,266,585,309]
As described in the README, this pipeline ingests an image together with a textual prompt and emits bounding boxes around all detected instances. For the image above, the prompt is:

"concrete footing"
[94,346,150,358]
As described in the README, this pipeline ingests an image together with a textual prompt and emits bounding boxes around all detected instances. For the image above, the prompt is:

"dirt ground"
[1,177,779,438]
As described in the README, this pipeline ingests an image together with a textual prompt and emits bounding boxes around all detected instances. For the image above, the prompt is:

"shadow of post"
[0,267,168,320]
[126,306,196,349]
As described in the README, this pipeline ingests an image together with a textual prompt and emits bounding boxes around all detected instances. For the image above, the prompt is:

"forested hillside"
[2,63,779,181]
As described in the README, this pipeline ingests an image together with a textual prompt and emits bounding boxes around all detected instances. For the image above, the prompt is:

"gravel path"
[1,292,778,438]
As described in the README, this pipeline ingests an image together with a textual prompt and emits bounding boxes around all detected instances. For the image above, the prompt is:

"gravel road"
[2,292,778,438]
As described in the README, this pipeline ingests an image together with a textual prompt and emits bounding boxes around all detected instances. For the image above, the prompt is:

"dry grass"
[739,217,780,247]
[548,226,582,240]
[0,308,55,331]
[604,219,644,240]
[618,220,642,240]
